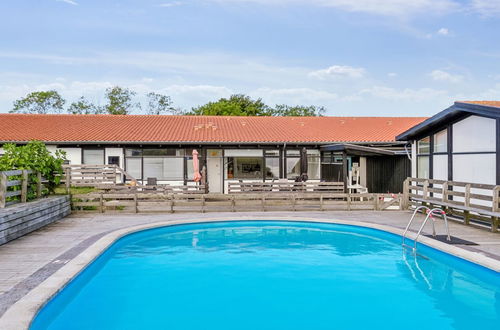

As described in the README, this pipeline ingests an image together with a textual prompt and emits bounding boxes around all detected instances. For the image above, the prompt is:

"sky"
[1,0,500,116]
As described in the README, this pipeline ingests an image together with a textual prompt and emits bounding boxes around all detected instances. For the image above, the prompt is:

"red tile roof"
[459,101,500,108]
[0,114,427,144]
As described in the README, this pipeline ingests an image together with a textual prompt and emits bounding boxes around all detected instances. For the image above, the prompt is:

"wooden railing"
[71,192,403,213]
[94,184,206,194]
[228,181,344,193]
[404,177,500,232]
[0,170,45,208]
[62,164,137,188]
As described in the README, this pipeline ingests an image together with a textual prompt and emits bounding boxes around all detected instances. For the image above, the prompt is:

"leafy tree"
[0,141,66,195]
[146,92,176,115]
[11,91,65,114]
[67,96,103,115]
[272,104,325,117]
[189,94,271,116]
[102,86,140,115]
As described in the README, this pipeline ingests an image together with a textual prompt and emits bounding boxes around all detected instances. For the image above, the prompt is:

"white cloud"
[437,28,449,35]
[359,85,447,101]
[470,0,500,16]
[387,72,398,77]
[430,70,463,83]
[253,87,338,105]
[56,0,78,5]
[309,65,366,79]
[159,1,184,7]
[209,0,458,16]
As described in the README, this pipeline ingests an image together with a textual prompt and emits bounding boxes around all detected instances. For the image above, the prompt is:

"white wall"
[453,115,496,152]
[61,148,82,164]
[45,145,82,164]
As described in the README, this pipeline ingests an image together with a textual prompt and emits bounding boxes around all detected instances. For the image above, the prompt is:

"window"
[417,137,430,154]
[108,156,120,166]
[227,157,263,179]
[83,149,104,164]
[417,156,429,179]
[433,129,447,153]
[125,158,142,181]
[125,149,142,157]
[265,158,280,179]
[125,148,187,181]
[307,151,320,180]
[143,157,184,180]
[143,149,184,157]
[286,157,301,179]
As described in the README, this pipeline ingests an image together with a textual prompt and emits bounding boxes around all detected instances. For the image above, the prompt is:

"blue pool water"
[31,221,500,330]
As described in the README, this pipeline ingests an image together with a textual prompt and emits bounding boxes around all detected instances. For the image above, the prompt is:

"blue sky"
[1,0,500,116]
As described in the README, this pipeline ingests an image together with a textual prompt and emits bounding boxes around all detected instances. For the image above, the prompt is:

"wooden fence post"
[100,193,104,213]
[21,170,28,203]
[36,172,42,198]
[402,178,409,210]
[463,184,471,225]
[0,172,7,208]
[65,167,71,194]
[134,193,138,213]
[492,186,499,232]
[423,180,429,199]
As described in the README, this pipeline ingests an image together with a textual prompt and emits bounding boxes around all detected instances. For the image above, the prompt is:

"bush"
[0,141,66,195]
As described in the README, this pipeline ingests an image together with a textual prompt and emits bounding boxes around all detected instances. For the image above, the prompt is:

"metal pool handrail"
[402,206,451,252]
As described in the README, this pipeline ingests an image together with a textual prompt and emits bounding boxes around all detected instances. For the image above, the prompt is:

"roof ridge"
[0,113,428,119]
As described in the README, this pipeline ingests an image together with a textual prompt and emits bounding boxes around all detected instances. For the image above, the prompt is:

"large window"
[265,150,280,180]
[286,150,301,179]
[125,158,142,180]
[417,156,429,179]
[417,137,430,179]
[417,137,430,154]
[124,148,199,182]
[143,157,183,180]
[433,129,447,153]
[227,157,263,179]
[83,149,104,165]
[307,150,320,180]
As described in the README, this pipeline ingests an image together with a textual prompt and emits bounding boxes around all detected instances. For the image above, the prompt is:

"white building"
[397,101,499,185]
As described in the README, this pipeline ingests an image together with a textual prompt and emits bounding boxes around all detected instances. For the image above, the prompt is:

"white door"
[207,150,223,193]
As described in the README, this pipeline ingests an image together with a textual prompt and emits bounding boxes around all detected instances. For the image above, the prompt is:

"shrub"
[0,141,66,195]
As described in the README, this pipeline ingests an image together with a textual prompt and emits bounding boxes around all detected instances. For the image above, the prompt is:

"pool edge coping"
[1,216,499,330]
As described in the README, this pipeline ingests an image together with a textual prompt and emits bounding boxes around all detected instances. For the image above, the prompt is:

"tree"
[146,92,176,115]
[272,104,325,117]
[11,91,65,114]
[0,141,66,194]
[67,96,103,115]
[102,86,140,115]
[189,94,271,116]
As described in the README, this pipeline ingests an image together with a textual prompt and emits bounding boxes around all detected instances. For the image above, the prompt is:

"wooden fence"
[404,177,500,232]
[62,164,136,188]
[71,192,403,213]
[95,184,206,194]
[0,170,45,208]
[228,181,344,193]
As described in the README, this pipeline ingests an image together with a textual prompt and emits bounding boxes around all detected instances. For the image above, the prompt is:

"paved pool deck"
[1,211,499,321]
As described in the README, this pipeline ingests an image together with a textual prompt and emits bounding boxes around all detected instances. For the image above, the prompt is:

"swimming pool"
[31,221,500,330]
